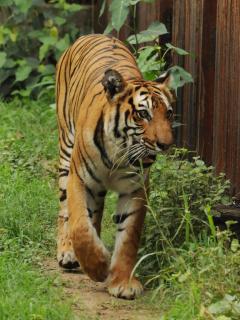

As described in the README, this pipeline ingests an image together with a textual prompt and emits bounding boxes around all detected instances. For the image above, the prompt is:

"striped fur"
[56,34,174,299]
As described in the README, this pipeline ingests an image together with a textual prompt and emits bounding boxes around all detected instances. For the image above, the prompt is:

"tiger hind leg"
[57,132,79,269]
[68,167,110,282]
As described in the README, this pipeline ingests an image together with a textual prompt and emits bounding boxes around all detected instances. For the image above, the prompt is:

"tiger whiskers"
[110,143,145,174]
[128,147,148,165]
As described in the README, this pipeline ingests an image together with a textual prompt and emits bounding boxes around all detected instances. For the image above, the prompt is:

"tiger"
[56,34,174,299]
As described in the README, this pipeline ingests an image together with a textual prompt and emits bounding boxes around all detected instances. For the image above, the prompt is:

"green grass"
[1,97,240,320]
[0,99,74,320]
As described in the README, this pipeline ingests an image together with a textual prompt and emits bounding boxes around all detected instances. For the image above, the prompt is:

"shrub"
[0,0,90,98]
[137,148,230,285]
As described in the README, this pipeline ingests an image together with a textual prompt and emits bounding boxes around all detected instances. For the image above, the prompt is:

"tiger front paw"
[107,276,143,299]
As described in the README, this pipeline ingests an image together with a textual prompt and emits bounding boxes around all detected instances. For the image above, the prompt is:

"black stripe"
[60,189,67,202]
[59,168,69,177]
[98,191,107,197]
[77,144,101,183]
[59,154,70,163]
[87,208,93,218]
[85,185,95,199]
[93,112,112,168]
[61,128,73,148]
[72,159,84,184]
[114,104,121,138]
[119,193,128,198]
[60,146,71,158]
[117,228,125,232]
[112,213,130,224]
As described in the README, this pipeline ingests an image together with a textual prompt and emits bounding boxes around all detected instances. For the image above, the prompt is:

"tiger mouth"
[128,143,157,166]
[129,154,156,168]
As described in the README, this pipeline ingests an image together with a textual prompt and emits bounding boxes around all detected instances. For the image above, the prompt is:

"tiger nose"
[156,142,170,151]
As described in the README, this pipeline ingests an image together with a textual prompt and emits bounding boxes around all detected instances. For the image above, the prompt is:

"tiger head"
[102,69,174,166]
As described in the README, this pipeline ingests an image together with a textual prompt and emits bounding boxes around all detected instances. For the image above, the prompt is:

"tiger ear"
[155,70,172,88]
[102,69,126,99]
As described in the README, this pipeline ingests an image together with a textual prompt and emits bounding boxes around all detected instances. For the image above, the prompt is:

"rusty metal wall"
[93,0,240,194]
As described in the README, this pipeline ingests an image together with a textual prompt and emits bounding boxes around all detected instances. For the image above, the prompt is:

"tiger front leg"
[68,170,110,282]
[107,189,147,299]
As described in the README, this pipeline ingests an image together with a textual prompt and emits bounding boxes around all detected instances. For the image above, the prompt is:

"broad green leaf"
[0,52,7,68]
[25,58,39,68]
[104,23,113,35]
[38,35,57,46]
[168,66,193,91]
[39,43,50,61]
[166,43,189,55]
[38,64,55,75]
[13,0,32,13]
[54,17,66,26]
[15,64,32,82]
[231,238,239,252]
[127,22,168,44]
[109,0,129,32]
[99,0,106,17]
[137,46,157,70]
[5,58,17,68]
[9,28,18,42]
[56,35,70,53]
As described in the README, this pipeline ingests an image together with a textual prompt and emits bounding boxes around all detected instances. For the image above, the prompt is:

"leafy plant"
[136,148,230,286]
[0,0,90,98]
[103,0,193,90]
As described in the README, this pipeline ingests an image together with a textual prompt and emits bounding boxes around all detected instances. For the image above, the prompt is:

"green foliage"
[0,98,74,319]
[103,0,155,33]
[138,148,230,281]
[103,0,193,90]
[0,99,58,249]
[0,250,73,320]
[127,21,168,44]
[0,0,90,98]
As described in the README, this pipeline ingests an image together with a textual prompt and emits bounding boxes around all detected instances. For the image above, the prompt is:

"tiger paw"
[58,250,79,269]
[57,239,79,269]
[107,276,143,299]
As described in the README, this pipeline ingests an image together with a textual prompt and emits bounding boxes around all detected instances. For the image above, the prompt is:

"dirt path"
[43,259,162,320]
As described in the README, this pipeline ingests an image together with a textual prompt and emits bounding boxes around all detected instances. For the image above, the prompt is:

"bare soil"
[43,259,162,320]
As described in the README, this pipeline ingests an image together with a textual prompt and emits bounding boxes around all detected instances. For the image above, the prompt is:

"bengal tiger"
[56,34,174,299]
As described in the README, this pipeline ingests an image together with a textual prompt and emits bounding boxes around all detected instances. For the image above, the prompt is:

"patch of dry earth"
[43,259,162,320]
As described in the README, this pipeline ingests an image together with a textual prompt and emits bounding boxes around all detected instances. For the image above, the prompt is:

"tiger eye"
[137,110,150,119]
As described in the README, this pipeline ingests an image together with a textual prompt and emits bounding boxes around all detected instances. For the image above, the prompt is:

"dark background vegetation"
[1,0,239,195]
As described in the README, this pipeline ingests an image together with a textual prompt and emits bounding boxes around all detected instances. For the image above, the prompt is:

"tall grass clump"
[137,148,230,286]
